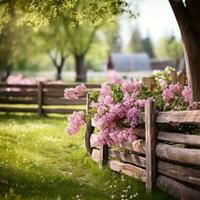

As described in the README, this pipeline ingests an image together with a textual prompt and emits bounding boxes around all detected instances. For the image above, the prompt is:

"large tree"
[63,21,99,82]
[169,0,200,101]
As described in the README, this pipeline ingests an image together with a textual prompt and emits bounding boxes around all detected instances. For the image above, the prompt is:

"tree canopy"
[0,0,135,32]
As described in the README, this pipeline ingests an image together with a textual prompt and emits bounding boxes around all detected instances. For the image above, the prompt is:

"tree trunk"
[5,63,11,79]
[48,52,65,81]
[74,54,86,82]
[56,67,62,80]
[169,0,200,101]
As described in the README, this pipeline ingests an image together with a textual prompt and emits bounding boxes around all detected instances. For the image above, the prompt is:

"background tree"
[155,35,183,70]
[104,21,122,53]
[0,24,33,81]
[142,36,155,58]
[169,0,200,101]
[36,23,69,80]
[128,26,155,58]
[128,26,143,53]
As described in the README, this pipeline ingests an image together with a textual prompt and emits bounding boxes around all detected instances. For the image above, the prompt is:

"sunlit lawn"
[0,113,173,200]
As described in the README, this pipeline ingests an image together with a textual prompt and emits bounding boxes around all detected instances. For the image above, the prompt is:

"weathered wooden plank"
[156,110,200,123]
[90,134,98,148]
[43,90,92,98]
[157,175,200,200]
[158,161,200,186]
[145,99,157,191]
[43,98,86,105]
[99,145,108,169]
[91,148,101,163]
[170,68,177,84]
[85,93,95,155]
[120,139,146,155]
[43,91,65,97]
[0,91,37,97]
[43,108,84,114]
[0,84,37,88]
[142,76,156,90]
[178,70,186,86]
[43,84,100,89]
[0,107,37,113]
[0,98,37,104]
[90,133,99,148]
[109,160,146,182]
[158,131,200,146]
[156,143,200,166]
[109,149,146,168]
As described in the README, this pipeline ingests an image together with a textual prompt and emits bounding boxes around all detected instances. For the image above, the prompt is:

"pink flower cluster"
[162,83,193,105]
[64,84,86,100]
[92,82,143,146]
[182,86,192,103]
[65,111,85,135]
[162,83,183,102]
[7,75,40,85]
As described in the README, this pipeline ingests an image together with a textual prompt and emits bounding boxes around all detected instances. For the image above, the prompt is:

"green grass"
[0,113,173,200]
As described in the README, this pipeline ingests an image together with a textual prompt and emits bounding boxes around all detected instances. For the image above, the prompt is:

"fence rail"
[0,83,100,115]
[86,97,200,199]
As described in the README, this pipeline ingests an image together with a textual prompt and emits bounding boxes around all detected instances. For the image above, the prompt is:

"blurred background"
[0,0,184,84]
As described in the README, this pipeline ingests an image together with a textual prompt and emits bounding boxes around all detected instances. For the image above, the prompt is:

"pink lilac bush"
[64,72,199,146]
[65,111,85,135]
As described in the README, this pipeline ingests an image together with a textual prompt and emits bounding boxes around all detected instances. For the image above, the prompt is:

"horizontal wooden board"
[158,160,200,186]
[156,110,200,123]
[0,98,37,104]
[0,107,37,113]
[0,84,37,88]
[109,160,146,182]
[157,175,200,200]
[158,131,200,146]
[120,139,146,155]
[91,148,101,163]
[43,108,85,114]
[43,84,100,89]
[0,91,37,97]
[156,143,200,166]
[90,134,98,148]
[43,98,86,105]
[109,149,146,168]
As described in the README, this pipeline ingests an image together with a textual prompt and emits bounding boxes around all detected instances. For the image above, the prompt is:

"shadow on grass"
[0,164,109,200]
[0,112,66,122]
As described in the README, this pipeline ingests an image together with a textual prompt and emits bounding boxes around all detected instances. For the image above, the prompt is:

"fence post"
[99,145,108,169]
[37,81,43,116]
[85,93,95,155]
[170,69,178,84]
[145,99,157,192]
[142,76,156,90]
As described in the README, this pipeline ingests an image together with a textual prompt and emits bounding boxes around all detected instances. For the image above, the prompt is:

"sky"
[120,0,181,45]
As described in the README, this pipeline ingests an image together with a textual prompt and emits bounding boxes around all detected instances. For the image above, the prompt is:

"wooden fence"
[86,98,200,199]
[0,83,100,115]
